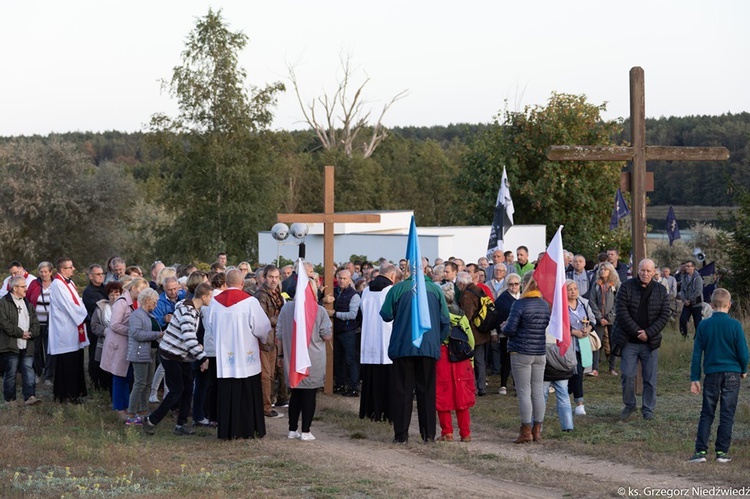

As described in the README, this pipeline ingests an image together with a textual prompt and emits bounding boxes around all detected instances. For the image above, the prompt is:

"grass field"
[0,320,748,497]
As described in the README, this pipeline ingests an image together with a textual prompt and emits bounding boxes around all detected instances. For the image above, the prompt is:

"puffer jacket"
[502,290,550,356]
[610,277,671,351]
[127,307,162,363]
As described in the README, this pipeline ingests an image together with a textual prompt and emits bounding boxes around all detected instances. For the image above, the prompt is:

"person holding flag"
[277,259,332,442]
[504,226,568,443]
[380,216,450,444]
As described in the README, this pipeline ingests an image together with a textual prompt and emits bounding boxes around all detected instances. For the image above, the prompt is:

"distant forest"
[4,112,748,208]
[1,111,748,266]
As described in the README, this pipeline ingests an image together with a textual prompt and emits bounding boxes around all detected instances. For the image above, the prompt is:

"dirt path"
[264,397,722,498]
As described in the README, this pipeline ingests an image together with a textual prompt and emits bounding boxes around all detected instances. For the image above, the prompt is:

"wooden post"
[547,67,729,264]
[278,166,381,394]
[546,67,729,394]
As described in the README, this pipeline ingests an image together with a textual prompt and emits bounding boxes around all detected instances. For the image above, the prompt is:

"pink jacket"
[99,292,136,377]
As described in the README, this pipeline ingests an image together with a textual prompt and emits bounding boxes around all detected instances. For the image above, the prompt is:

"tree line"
[1,9,749,283]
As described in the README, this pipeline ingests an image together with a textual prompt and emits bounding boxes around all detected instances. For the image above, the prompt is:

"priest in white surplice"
[48,257,89,403]
[203,269,271,439]
[359,263,399,422]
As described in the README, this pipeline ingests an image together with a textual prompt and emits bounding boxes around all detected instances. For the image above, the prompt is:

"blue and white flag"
[609,188,630,230]
[406,215,431,348]
[666,206,681,246]
[487,166,515,256]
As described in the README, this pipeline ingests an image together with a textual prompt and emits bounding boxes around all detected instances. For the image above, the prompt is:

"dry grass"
[1,319,748,497]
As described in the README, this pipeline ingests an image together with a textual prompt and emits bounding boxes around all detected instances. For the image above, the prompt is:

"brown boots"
[513,422,542,444]
[531,422,542,442]
[513,423,533,444]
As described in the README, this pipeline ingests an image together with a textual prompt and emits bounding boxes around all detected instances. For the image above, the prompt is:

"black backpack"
[467,287,499,333]
[447,324,474,363]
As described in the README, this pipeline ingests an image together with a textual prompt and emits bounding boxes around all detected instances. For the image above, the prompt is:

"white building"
[258,210,547,266]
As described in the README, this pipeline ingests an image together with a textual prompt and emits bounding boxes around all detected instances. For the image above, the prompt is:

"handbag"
[544,342,578,381]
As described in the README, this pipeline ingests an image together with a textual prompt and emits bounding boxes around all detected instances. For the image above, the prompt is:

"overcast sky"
[1,0,747,136]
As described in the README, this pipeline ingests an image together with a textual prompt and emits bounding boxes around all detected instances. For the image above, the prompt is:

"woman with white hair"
[101,277,149,420]
[126,287,164,425]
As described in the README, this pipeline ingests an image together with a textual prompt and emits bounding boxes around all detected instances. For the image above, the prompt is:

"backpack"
[544,343,578,381]
[447,324,474,363]
[467,287,498,333]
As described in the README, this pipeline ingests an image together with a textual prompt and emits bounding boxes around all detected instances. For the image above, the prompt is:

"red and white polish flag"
[289,258,318,388]
[533,225,571,355]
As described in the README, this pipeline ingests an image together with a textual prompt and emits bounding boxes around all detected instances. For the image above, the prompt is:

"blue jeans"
[620,342,658,417]
[680,305,702,337]
[695,372,741,454]
[2,350,35,402]
[334,330,359,389]
[112,364,133,411]
[544,380,573,431]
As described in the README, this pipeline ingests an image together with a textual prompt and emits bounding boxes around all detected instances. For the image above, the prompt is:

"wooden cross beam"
[277,165,381,394]
[547,67,729,265]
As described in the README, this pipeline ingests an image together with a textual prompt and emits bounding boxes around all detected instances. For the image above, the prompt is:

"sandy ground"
[262,397,724,499]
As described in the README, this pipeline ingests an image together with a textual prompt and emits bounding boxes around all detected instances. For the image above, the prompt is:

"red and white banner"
[289,259,317,388]
[533,226,571,355]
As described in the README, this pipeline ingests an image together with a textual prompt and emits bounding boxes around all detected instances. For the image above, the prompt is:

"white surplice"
[203,288,271,379]
[48,276,89,355]
[359,285,393,365]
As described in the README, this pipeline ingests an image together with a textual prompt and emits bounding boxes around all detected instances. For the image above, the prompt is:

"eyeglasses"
[508,282,520,286]
[91,272,104,276]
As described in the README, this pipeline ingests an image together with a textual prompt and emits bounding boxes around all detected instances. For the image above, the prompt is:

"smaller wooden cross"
[547,67,729,265]
[278,165,381,394]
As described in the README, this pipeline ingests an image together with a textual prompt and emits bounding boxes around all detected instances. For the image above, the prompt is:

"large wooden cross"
[277,165,380,394]
[547,67,729,265]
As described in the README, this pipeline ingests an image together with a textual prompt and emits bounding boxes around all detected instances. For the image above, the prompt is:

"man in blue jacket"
[380,257,450,443]
[689,288,748,463]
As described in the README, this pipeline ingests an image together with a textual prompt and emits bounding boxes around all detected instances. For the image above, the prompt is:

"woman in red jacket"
[435,283,476,442]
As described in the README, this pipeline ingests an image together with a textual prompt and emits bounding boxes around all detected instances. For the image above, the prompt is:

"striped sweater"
[159,300,206,362]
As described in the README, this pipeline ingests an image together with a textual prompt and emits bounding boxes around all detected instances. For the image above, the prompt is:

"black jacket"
[0,293,40,355]
[610,277,671,351]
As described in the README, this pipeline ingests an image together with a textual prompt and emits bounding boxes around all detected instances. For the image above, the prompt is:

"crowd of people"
[0,247,746,461]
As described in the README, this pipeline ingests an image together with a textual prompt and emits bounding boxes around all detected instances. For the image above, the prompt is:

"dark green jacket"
[380,276,450,360]
[0,293,40,355]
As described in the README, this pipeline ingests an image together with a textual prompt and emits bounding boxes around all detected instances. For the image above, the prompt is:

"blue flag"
[666,206,681,246]
[405,215,431,348]
[609,188,630,230]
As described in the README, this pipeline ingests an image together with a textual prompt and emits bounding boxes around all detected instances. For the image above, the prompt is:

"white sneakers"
[574,405,586,416]
[300,432,316,441]
[288,430,301,439]
[498,387,507,395]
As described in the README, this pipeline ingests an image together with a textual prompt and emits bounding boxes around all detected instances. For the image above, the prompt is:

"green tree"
[148,8,285,262]
[0,141,143,265]
[461,93,624,256]
[719,186,750,309]
[374,136,467,226]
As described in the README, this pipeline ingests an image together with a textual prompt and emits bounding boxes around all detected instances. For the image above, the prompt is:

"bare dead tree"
[289,55,408,158]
